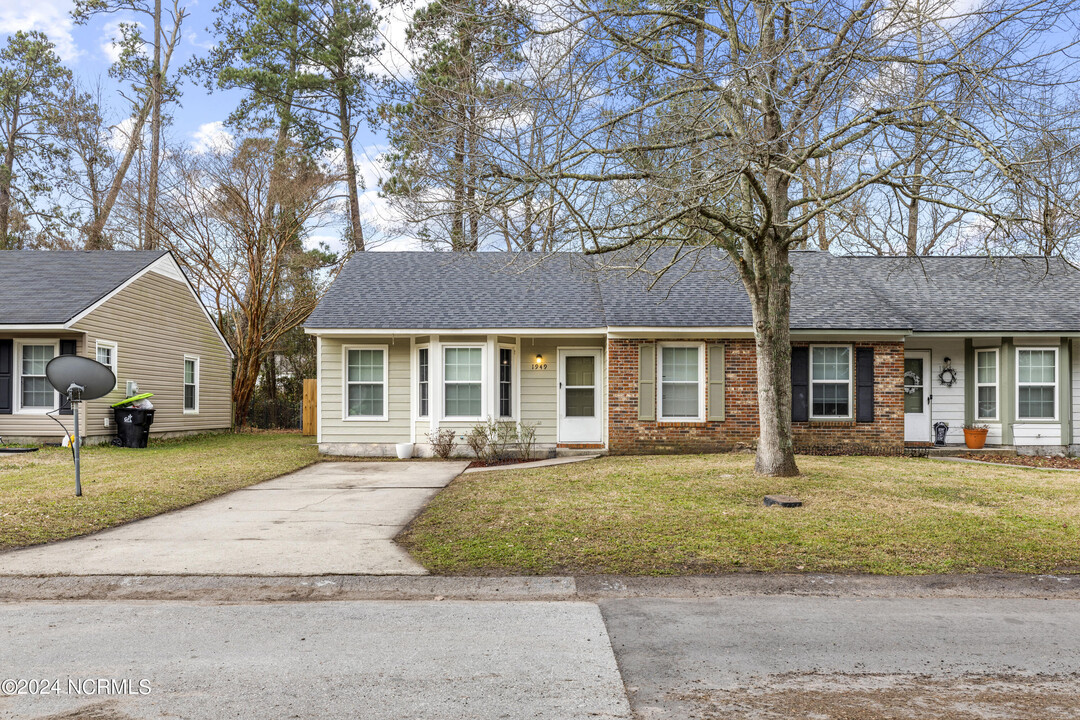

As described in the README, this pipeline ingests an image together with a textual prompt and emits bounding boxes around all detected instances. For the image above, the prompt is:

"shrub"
[517,421,538,460]
[465,423,492,461]
[427,427,457,459]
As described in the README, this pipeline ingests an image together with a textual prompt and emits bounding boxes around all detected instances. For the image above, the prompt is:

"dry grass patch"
[0,431,318,550]
[398,454,1080,575]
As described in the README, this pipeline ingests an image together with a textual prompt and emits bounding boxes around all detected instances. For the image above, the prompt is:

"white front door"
[904,351,931,442]
[558,349,602,443]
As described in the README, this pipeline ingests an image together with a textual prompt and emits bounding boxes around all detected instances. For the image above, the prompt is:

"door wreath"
[903,370,921,394]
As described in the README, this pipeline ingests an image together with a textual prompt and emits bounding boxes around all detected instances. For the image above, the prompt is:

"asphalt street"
[2,595,1079,719]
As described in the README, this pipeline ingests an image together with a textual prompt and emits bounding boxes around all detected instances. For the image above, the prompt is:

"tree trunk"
[85,100,152,248]
[338,86,364,252]
[0,96,20,247]
[232,351,261,429]
[747,244,800,477]
[144,0,162,250]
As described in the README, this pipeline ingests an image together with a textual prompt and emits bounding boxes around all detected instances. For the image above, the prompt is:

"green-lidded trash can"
[111,394,156,448]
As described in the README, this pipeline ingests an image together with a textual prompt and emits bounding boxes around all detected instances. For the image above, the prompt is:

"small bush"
[427,427,458,459]
[518,421,538,460]
[465,424,492,461]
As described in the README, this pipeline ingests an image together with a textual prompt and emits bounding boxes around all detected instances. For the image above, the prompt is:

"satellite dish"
[46,355,116,401]
[45,355,117,497]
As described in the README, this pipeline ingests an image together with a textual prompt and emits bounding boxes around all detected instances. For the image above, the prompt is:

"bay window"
[498,347,513,418]
[444,347,483,418]
[417,347,429,418]
[810,345,852,418]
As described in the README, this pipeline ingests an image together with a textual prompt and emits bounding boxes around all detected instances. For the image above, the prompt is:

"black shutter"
[791,346,809,422]
[856,347,875,423]
[58,339,77,415]
[0,339,12,415]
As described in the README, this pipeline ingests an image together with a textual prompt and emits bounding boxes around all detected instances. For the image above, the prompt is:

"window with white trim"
[183,356,199,413]
[498,347,513,418]
[417,347,430,418]
[659,343,704,420]
[345,348,385,419]
[443,347,483,418]
[19,343,57,411]
[1017,348,1057,420]
[810,345,852,418]
[975,349,998,420]
[96,340,118,379]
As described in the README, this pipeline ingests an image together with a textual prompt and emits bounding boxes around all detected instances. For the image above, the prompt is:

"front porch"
[903,336,1079,457]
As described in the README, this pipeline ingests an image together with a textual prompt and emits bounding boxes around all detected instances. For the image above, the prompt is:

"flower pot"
[395,442,414,459]
[963,428,988,450]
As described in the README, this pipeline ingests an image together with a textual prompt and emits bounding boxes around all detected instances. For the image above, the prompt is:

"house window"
[444,347,483,418]
[417,347,429,418]
[659,343,704,420]
[19,343,56,411]
[183,356,199,413]
[345,347,386,419]
[96,340,118,378]
[975,349,998,420]
[810,345,851,418]
[498,347,513,418]
[1017,348,1057,420]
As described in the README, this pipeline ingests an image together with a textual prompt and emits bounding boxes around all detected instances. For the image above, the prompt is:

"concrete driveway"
[0,461,469,576]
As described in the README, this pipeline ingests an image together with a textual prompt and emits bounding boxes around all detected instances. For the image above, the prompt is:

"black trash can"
[113,408,156,448]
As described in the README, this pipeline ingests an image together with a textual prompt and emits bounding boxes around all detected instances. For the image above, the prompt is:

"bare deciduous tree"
[491,0,1080,475]
[157,137,343,427]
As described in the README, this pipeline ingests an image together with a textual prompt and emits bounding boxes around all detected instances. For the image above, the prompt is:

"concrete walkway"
[0,461,469,576]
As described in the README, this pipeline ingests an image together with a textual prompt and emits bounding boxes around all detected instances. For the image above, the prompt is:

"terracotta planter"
[963,428,988,450]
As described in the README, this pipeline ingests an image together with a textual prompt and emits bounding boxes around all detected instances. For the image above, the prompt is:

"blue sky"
[1,0,417,252]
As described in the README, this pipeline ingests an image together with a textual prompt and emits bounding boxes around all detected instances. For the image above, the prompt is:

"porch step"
[556,445,607,458]
[922,445,1017,458]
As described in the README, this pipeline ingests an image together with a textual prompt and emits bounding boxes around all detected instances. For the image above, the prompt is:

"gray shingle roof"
[306,252,606,329]
[0,251,167,325]
[305,249,1080,333]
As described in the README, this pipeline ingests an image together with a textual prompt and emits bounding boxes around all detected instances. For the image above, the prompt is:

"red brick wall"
[607,338,904,454]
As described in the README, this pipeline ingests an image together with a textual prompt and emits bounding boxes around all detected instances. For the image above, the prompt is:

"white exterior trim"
[0,324,66,332]
[315,335,323,444]
[183,355,200,415]
[656,341,706,422]
[809,344,855,421]
[440,342,487,422]
[13,339,60,414]
[342,344,390,422]
[974,348,999,422]
[307,327,608,337]
[1016,346,1058,422]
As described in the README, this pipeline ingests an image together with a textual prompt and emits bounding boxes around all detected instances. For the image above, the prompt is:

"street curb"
[2,573,1079,602]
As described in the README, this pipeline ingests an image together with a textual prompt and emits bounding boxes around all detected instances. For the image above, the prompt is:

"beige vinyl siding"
[72,270,232,436]
[319,336,411,443]
[0,332,85,441]
[1073,339,1080,448]
[521,336,604,444]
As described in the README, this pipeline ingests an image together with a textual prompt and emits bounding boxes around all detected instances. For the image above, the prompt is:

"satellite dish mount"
[45,356,116,497]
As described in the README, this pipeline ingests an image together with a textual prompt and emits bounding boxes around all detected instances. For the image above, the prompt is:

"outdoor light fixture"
[535,354,543,364]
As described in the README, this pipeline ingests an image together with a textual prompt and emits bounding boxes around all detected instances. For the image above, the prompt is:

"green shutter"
[638,343,655,421]
[707,343,725,421]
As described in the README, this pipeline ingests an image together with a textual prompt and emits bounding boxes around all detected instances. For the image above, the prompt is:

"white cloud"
[107,116,142,152]
[0,0,80,60]
[191,121,233,154]
[375,2,421,81]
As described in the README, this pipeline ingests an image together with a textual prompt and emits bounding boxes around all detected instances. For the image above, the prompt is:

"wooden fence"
[302,378,317,436]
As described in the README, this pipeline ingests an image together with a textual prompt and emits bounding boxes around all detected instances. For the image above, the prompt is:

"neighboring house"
[304,250,1080,457]
[0,251,234,444]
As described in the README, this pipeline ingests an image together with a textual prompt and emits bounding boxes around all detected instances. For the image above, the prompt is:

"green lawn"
[0,431,319,550]
[398,454,1080,575]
